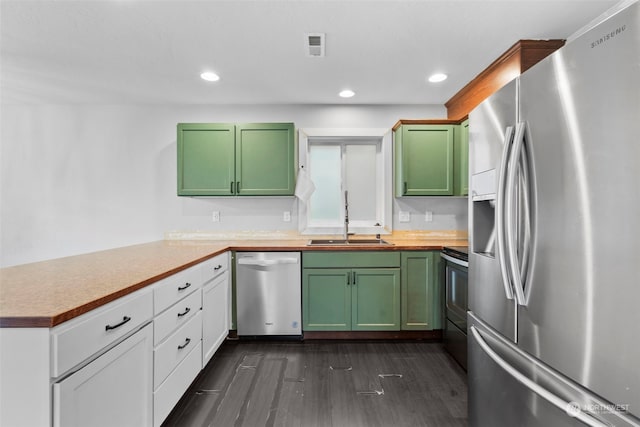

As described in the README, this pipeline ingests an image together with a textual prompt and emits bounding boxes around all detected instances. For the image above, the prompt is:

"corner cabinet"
[302,252,401,331]
[393,120,468,197]
[177,122,295,196]
[401,251,441,331]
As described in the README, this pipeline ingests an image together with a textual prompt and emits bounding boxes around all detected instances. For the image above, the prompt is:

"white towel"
[294,167,316,201]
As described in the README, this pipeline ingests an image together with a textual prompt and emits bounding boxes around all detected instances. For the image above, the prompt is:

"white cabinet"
[153,340,202,427]
[51,288,153,377]
[154,311,202,388]
[153,288,202,346]
[151,263,204,427]
[201,252,230,367]
[53,323,153,427]
[0,250,231,427]
[153,266,202,315]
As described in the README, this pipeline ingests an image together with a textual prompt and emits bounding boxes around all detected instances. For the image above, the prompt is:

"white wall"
[0,103,467,267]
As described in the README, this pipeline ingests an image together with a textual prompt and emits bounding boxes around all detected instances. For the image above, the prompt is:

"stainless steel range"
[441,246,468,370]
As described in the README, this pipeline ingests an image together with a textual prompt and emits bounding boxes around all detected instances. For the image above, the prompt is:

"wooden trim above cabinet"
[392,118,465,131]
[445,39,565,121]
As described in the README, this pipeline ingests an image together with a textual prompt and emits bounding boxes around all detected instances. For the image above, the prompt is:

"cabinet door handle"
[177,337,191,350]
[214,264,223,271]
[178,282,191,291]
[230,181,235,194]
[352,272,357,286]
[105,316,131,331]
[237,181,241,193]
[177,307,191,318]
[346,272,351,286]
[404,181,408,195]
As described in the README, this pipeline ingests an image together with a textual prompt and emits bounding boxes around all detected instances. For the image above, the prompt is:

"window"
[298,128,393,235]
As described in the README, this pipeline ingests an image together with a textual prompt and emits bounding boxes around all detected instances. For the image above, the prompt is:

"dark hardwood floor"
[162,340,468,427]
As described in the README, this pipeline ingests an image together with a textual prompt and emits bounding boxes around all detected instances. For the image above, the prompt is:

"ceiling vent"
[305,33,325,57]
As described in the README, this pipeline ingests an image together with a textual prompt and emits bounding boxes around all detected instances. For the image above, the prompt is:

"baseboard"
[302,330,443,340]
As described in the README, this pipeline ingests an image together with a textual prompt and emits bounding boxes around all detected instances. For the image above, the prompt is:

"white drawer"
[51,288,153,378]
[53,323,153,427]
[153,289,202,346]
[153,340,202,427]
[153,311,202,389]
[201,252,229,283]
[153,266,202,315]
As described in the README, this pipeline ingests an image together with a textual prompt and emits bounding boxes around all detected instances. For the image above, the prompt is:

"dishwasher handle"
[237,257,299,267]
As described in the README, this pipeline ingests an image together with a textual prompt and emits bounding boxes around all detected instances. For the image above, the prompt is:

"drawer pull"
[177,307,191,318]
[214,265,223,271]
[105,316,131,331]
[177,337,191,350]
[178,282,191,291]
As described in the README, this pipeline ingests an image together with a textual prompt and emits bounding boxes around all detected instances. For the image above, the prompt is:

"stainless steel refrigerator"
[467,1,640,426]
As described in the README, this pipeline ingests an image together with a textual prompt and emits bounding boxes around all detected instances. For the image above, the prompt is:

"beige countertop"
[0,234,467,328]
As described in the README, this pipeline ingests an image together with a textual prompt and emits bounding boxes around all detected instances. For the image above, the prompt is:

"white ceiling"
[1,0,618,105]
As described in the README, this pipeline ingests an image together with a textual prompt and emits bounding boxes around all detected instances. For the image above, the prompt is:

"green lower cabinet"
[302,267,400,331]
[401,251,441,330]
[351,268,401,330]
[302,268,352,331]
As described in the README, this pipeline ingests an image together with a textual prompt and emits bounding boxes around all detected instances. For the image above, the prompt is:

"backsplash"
[165,196,468,238]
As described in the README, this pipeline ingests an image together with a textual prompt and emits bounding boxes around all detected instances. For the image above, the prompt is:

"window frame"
[298,128,393,236]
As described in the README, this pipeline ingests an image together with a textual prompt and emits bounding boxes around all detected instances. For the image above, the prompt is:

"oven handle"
[441,253,469,268]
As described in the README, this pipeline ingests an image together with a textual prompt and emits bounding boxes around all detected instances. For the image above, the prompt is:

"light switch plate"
[399,211,410,222]
[283,211,291,222]
[212,211,220,222]
[425,211,433,222]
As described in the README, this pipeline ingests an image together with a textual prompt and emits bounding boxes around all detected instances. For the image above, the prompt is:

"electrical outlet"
[212,211,220,222]
[283,211,291,222]
[425,211,433,222]
[399,211,410,222]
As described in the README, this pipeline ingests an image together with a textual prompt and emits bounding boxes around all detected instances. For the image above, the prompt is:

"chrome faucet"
[343,190,349,241]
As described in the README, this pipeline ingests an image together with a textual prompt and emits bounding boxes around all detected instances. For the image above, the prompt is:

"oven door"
[442,254,469,331]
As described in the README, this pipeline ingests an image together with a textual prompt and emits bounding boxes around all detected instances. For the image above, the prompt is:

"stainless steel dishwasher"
[235,252,301,336]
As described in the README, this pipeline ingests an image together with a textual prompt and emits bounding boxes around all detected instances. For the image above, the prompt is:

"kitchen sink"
[307,239,393,246]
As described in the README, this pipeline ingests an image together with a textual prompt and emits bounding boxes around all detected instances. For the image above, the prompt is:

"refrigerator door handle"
[469,325,608,427]
[496,126,515,300]
[518,123,533,299]
[505,122,529,306]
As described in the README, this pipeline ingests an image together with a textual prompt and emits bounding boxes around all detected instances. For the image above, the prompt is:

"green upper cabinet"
[177,123,235,196]
[177,122,295,196]
[394,124,455,196]
[453,119,469,196]
[235,123,296,196]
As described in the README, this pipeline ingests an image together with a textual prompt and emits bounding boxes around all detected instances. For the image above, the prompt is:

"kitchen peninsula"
[0,232,466,427]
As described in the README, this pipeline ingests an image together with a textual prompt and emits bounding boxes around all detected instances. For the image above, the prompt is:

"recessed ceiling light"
[339,89,355,98]
[428,73,448,83]
[200,71,220,82]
